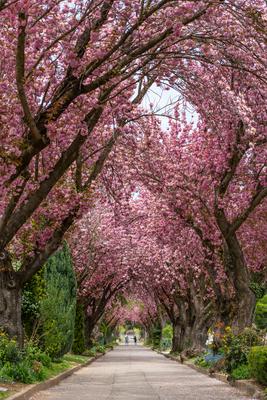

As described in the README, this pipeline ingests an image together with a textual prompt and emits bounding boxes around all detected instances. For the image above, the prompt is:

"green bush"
[223,327,262,373]
[22,242,77,359]
[231,364,251,380]
[12,360,36,384]
[0,333,51,384]
[22,268,46,339]
[105,343,114,349]
[255,295,267,330]
[40,242,77,359]
[152,322,162,348]
[95,344,106,354]
[2,358,46,384]
[195,354,212,369]
[162,324,173,339]
[248,346,267,385]
[23,343,51,368]
[83,348,97,357]
[0,335,21,365]
[72,303,86,355]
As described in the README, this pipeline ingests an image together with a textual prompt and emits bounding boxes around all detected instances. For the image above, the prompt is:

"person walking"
[134,335,137,345]
[125,334,129,345]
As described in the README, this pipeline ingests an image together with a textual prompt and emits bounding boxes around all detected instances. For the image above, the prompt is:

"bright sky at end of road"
[141,84,198,130]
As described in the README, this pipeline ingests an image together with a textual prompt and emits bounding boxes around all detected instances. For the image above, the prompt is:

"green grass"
[40,354,90,381]
[62,354,89,364]
[41,360,72,381]
[0,392,10,399]
[0,353,91,398]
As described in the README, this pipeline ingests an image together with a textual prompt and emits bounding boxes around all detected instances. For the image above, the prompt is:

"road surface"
[32,345,250,400]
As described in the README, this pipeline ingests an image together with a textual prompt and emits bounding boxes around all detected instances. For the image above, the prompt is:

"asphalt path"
[31,345,250,400]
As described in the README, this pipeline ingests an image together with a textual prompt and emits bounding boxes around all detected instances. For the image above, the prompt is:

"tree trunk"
[189,317,209,351]
[224,234,256,333]
[171,321,181,353]
[171,295,213,354]
[84,315,96,348]
[215,208,256,333]
[0,270,23,346]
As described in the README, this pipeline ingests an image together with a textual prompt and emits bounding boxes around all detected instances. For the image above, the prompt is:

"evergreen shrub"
[255,295,267,330]
[72,302,86,355]
[40,242,77,359]
[222,327,262,373]
[248,346,267,385]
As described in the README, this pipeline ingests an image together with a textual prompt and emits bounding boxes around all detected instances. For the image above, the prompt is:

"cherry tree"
[113,94,266,333]
[0,0,266,342]
[1,0,227,341]
[119,190,215,351]
[70,199,141,345]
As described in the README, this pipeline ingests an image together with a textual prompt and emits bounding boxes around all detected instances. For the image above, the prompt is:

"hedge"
[248,346,267,385]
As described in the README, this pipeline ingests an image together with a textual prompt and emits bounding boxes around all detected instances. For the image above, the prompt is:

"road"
[32,345,250,400]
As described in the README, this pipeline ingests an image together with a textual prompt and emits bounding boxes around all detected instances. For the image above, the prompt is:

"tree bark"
[215,208,256,332]
[171,294,213,354]
[84,315,96,348]
[0,268,23,346]
[171,323,184,353]
[223,233,256,332]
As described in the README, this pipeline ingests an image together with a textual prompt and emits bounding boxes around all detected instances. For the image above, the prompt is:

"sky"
[141,84,198,130]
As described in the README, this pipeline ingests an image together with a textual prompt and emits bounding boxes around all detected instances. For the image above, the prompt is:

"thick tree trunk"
[172,323,208,354]
[171,298,212,354]
[0,270,23,346]
[224,234,256,333]
[215,208,256,333]
[171,323,183,353]
[188,318,210,351]
[84,315,96,348]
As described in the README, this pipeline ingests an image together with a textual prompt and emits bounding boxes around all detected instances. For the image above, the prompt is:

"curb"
[159,351,265,399]
[7,352,108,400]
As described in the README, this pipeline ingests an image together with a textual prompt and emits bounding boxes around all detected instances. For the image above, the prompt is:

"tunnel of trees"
[0,0,266,388]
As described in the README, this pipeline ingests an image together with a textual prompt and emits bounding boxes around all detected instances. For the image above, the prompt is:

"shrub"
[22,268,46,339]
[222,327,262,373]
[83,348,97,357]
[95,344,106,354]
[72,303,86,355]
[162,324,173,339]
[0,358,40,384]
[255,295,267,330]
[40,242,77,359]
[0,335,21,366]
[0,362,13,383]
[11,360,36,384]
[195,354,212,368]
[248,346,267,385]
[195,351,224,369]
[105,343,114,349]
[250,281,266,301]
[231,364,251,380]
[24,343,51,368]
[152,322,161,348]
[22,242,77,359]
[0,333,50,384]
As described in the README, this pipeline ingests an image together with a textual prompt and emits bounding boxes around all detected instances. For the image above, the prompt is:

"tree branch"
[0,106,103,251]
[19,206,79,284]
[16,12,42,144]
[230,185,267,233]
[216,120,245,198]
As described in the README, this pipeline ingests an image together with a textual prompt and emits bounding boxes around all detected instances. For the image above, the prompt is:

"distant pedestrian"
[125,334,129,345]
[134,335,137,345]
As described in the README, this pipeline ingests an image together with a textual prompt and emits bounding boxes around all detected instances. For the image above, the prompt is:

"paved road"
[32,346,250,400]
